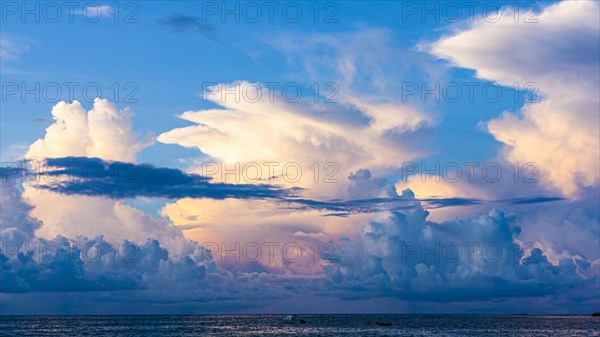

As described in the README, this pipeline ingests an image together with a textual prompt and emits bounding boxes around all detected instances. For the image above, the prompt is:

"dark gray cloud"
[282,194,567,216]
[17,158,566,216]
[0,236,208,293]
[1,162,596,313]
[158,14,220,42]
[31,157,290,200]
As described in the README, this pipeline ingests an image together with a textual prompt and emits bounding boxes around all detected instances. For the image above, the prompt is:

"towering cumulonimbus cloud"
[151,29,440,278]
[3,0,599,313]
[420,0,600,283]
[156,82,432,196]
[156,28,436,196]
[429,0,600,197]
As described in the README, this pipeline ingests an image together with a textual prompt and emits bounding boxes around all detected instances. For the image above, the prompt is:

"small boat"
[366,321,392,326]
[283,315,307,323]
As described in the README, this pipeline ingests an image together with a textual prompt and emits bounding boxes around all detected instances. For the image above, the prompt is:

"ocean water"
[1,314,599,336]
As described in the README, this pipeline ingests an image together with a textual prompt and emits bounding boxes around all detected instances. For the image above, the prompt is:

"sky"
[0,0,599,314]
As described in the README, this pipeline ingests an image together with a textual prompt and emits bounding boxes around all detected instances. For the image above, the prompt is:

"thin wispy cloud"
[158,13,220,42]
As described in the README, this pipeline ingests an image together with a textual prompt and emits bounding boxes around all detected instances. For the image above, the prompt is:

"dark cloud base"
[4,157,567,216]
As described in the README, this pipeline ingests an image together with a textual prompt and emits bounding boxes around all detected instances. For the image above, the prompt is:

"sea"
[1,314,599,336]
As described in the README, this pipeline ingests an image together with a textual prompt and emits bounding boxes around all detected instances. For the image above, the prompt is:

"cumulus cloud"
[325,189,599,307]
[0,236,212,293]
[2,167,597,311]
[508,189,600,267]
[3,10,597,312]
[21,183,207,260]
[430,0,600,197]
[17,100,204,259]
[422,0,600,276]
[15,99,205,258]
[26,99,151,162]
[0,168,213,293]
[4,99,339,303]
[0,168,43,246]
[0,171,325,311]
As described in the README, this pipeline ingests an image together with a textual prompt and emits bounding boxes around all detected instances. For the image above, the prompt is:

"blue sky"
[1,1,599,314]
[1,1,531,166]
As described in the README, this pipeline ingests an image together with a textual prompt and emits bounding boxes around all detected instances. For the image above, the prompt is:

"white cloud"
[159,196,371,274]
[0,173,42,246]
[19,99,194,259]
[22,100,168,258]
[157,81,431,197]
[23,185,197,259]
[26,99,151,162]
[326,189,598,304]
[0,172,323,310]
[0,172,216,294]
[430,0,600,197]
[158,27,440,196]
